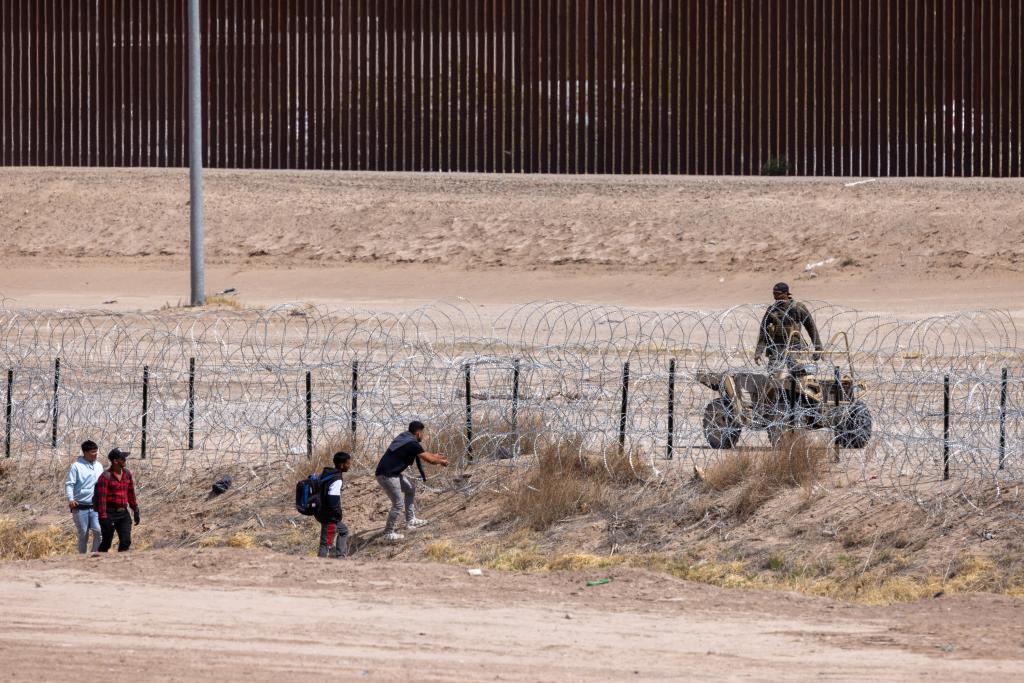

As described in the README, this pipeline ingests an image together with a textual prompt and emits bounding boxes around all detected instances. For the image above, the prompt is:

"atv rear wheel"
[833,401,872,449]
[703,398,742,449]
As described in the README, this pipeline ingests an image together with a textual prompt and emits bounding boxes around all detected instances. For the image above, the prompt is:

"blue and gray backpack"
[294,473,322,517]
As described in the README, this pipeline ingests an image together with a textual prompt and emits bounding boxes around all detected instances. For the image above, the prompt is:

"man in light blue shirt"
[64,439,104,554]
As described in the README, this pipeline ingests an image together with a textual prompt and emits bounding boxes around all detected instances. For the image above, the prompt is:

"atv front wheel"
[833,401,872,449]
[703,398,742,449]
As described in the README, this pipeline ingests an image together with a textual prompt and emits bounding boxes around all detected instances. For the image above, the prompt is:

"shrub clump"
[699,430,832,517]
[0,519,76,560]
[504,437,652,531]
[761,157,791,176]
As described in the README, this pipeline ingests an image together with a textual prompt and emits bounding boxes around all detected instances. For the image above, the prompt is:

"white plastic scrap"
[804,257,836,272]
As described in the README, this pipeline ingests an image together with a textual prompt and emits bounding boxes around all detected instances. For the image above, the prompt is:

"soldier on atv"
[754,282,823,370]
[696,282,871,450]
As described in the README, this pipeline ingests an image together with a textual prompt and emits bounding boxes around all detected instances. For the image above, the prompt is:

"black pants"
[318,518,349,558]
[98,509,133,552]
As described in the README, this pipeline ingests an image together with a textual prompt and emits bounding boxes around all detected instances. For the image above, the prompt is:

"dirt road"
[1,549,1022,681]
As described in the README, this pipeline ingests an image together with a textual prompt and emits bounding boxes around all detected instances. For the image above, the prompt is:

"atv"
[696,334,872,450]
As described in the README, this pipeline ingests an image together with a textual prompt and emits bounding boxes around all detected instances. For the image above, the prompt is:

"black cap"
[108,447,130,461]
[772,282,790,294]
[81,440,98,453]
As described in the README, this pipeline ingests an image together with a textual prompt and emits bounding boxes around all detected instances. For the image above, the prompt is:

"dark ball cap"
[108,447,131,461]
[772,282,790,294]
[81,440,98,453]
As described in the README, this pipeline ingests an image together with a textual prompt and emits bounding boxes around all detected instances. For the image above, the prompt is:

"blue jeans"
[72,507,101,554]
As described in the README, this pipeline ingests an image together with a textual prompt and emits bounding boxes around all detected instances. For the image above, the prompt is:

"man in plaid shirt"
[95,448,141,553]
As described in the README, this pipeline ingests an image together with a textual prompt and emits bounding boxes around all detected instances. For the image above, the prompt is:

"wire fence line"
[1,300,1021,505]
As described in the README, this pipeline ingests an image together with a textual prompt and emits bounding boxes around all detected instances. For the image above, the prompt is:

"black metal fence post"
[141,366,149,459]
[667,358,676,459]
[305,370,313,459]
[943,374,950,481]
[188,357,195,450]
[350,360,359,436]
[5,370,12,457]
[511,359,520,444]
[619,361,630,453]
[51,358,60,449]
[834,366,842,406]
[464,363,473,460]
[999,367,1008,470]
[787,374,797,428]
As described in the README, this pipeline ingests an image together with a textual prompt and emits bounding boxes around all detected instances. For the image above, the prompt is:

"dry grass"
[502,436,650,531]
[425,409,548,470]
[0,519,76,560]
[158,295,247,311]
[699,431,832,517]
[301,432,362,474]
[503,436,603,530]
[203,294,245,309]
[425,539,477,564]
[198,531,258,549]
[424,417,472,470]
[602,444,655,486]
[505,465,605,531]
[761,552,1024,605]
[418,534,1024,605]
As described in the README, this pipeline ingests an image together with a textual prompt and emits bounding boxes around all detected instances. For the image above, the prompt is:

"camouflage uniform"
[754,298,823,365]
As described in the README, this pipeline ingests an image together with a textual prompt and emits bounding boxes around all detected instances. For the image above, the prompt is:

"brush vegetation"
[0,519,76,560]
[424,535,1024,606]
[503,435,652,531]
[697,430,832,517]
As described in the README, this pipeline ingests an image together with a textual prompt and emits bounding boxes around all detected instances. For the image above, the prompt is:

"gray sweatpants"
[376,475,416,533]
[318,519,349,558]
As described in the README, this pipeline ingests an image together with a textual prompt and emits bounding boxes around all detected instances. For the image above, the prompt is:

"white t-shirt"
[328,479,343,496]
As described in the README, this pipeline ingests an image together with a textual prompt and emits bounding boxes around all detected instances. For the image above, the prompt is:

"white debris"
[844,178,878,187]
[466,568,484,577]
[804,257,836,272]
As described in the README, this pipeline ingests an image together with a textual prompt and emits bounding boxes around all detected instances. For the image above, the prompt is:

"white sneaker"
[406,518,430,529]
[383,532,404,542]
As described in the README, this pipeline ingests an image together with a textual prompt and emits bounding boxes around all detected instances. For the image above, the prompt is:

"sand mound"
[2,169,1022,277]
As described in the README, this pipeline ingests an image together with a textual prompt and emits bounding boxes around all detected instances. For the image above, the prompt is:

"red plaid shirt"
[94,468,138,519]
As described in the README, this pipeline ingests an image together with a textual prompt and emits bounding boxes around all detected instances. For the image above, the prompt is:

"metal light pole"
[187,0,205,306]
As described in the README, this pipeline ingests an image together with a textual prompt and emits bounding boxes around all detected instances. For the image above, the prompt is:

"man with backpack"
[94,448,140,553]
[316,451,352,559]
[375,421,448,542]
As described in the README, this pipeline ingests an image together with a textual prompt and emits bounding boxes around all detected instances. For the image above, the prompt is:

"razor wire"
[0,300,1021,507]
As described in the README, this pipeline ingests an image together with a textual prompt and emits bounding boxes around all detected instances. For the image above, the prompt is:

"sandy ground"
[2,169,1022,275]
[0,168,1022,313]
[2,549,1023,682]
[1,262,1023,316]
